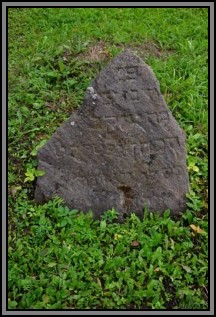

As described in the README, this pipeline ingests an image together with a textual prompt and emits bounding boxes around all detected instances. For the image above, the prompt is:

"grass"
[8,8,208,310]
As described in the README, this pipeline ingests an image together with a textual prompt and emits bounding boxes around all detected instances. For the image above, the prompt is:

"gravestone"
[35,50,189,221]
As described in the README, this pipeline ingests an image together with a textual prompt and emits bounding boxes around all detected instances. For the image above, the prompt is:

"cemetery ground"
[8,8,208,309]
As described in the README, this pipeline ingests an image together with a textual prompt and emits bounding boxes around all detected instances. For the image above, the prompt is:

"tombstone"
[34,50,189,221]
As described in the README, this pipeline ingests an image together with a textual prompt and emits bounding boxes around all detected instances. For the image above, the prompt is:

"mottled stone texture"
[35,50,189,221]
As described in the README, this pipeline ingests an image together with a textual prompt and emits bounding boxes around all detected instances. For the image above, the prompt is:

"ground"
[8,8,208,310]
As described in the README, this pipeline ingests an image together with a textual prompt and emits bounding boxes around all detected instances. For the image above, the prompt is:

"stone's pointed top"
[90,49,160,97]
[106,49,149,68]
[35,50,189,222]
[100,49,146,69]
[112,49,140,59]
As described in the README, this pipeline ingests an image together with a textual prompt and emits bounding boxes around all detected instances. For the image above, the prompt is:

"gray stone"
[35,50,189,221]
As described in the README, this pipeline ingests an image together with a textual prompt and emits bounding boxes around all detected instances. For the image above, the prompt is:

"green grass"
[8,8,208,310]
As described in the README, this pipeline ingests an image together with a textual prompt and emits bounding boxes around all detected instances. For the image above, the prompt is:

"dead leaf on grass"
[190,224,205,234]
[131,240,140,247]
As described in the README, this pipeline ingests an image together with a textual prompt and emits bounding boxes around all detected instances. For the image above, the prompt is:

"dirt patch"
[78,41,111,62]
[116,41,175,60]
[76,41,175,63]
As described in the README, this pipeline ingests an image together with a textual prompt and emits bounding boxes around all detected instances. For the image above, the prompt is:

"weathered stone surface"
[35,50,189,221]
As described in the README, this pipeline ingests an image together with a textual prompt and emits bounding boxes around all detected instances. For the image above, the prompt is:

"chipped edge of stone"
[87,86,98,100]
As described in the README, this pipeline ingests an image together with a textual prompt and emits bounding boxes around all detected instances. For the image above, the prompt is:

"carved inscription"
[147,111,170,126]
[142,165,185,182]
[117,66,139,80]
[158,111,169,125]
[102,90,118,103]
[51,136,66,160]
[123,89,139,101]
[35,50,189,219]
[150,139,165,154]
[132,142,150,162]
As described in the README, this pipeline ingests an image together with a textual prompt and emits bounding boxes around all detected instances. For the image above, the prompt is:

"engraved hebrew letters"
[35,50,189,221]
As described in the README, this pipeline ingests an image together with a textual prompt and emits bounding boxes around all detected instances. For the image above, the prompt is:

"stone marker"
[35,50,189,221]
